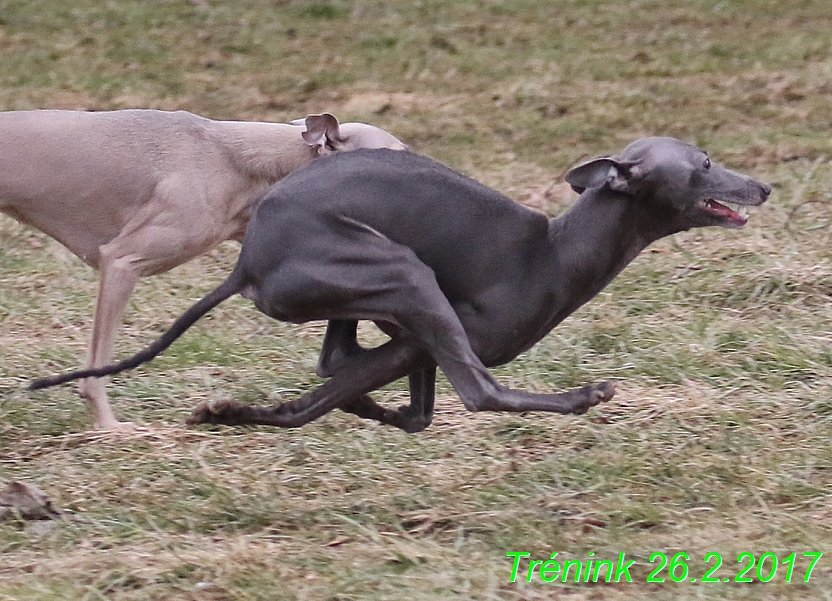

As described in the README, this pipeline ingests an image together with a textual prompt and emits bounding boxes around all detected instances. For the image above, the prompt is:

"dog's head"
[565,136,771,229]
[295,113,407,156]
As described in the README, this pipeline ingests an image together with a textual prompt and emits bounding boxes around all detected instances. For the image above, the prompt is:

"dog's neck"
[545,187,682,319]
[211,121,316,183]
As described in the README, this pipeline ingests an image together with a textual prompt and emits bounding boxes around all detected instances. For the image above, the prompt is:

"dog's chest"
[456,289,557,368]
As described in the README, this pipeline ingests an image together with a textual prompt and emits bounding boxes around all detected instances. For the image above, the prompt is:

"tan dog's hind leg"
[79,253,141,430]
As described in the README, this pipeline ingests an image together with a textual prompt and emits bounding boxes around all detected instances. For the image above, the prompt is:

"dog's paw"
[591,381,616,404]
[93,419,136,432]
[570,381,616,414]
[186,399,243,425]
[390,404,433,434]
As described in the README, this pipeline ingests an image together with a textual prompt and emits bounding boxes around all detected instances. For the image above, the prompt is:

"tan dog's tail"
[29,269,246,391]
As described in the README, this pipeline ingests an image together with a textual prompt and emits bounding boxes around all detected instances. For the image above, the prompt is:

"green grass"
[2,0,832,599]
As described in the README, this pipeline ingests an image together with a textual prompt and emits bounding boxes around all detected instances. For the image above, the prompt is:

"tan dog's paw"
[94,420,136,432]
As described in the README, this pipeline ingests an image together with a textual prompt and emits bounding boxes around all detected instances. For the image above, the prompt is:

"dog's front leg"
[316,319,365,378]
[339,365,436,433]
[80,254,141,429]
[362,266,615,417]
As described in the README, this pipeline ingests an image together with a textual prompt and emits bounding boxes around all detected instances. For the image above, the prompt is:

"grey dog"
[31,137,770,433]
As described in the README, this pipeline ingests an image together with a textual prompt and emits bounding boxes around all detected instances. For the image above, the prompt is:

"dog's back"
[247,149,551,294]
[0,110,219,263]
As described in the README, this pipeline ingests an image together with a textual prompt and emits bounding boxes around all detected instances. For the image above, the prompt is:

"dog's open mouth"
[698,198,749,227]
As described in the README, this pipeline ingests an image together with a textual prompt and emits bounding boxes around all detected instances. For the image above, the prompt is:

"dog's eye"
[703,157,711,169]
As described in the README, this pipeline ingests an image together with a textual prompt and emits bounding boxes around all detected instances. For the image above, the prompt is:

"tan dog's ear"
[301,113,345,156]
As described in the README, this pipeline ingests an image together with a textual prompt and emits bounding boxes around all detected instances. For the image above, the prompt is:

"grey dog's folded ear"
[300,113,345,156]
[565,156,642,194]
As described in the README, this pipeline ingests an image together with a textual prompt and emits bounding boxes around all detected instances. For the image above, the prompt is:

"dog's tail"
[29,269,247,391]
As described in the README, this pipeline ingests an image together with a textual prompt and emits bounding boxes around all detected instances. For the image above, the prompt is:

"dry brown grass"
[2,0,832,599]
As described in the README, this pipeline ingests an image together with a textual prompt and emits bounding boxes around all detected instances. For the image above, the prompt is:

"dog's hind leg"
[188,336,432,429]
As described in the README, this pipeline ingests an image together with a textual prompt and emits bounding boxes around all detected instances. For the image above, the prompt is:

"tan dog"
[1,108,406,429]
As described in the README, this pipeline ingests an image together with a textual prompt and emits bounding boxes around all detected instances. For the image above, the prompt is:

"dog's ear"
[301,113,346,156]
[565,156,642,194]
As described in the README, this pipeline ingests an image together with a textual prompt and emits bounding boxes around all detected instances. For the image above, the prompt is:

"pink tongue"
[706,199,743,220]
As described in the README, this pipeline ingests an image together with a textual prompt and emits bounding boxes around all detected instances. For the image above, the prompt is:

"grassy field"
[1,0,832,599]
